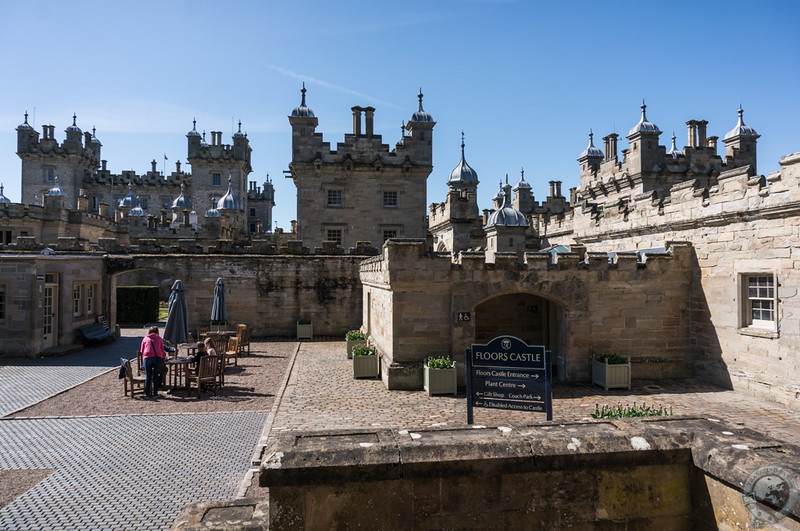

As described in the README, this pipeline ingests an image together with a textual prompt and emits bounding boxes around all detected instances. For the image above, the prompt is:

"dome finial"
[417,88,424,112]
[461,131,465,154]
[24,111,29,124]
[193,118,197,130]
[237,120,242,133]
[301,82,307,106]
[520,167,525,180]
[401,120,406,136]
[72,113,77,126]
[92,126,96,137]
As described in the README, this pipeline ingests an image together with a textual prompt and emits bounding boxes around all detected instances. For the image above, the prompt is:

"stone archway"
[474,292,567,380]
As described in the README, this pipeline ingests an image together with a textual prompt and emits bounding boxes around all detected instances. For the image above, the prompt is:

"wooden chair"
[123,359,145,398]
[209,335,228,356]
[223,337,240,367]
[215,354,225,387]
[197,327,209,341]
[186,355,220,397]
[237,326,251,356]
[136,350,144,375]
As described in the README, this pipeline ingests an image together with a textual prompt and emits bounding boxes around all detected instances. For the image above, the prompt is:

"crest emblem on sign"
[501,338,511,350]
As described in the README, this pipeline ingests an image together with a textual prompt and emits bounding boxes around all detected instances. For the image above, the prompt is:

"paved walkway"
[270,342,800,446]
[0,411,266,531]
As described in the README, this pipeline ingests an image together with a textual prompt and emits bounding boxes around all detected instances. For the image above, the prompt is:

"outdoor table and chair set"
[121,324,251,399]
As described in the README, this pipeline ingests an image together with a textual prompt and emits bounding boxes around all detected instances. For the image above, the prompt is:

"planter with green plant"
[296,319,313,340]
[352,344,379,379]
[345,330,367,359]
[592,353,631,390]
[424,356,457,396]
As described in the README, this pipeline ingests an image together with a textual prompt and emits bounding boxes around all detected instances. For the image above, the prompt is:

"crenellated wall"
[361,239,693,390]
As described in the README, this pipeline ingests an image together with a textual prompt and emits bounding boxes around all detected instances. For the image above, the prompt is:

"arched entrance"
[474,292,567,380]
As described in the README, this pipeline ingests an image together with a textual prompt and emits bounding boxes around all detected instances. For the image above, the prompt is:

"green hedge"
[117,286,159,325]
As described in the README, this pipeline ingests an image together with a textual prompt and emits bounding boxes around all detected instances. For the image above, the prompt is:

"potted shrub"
[296,319,313,340]
[352,344,379,379]
[345,329,367,359]
[424,356,457,396]
[592,353,631,391]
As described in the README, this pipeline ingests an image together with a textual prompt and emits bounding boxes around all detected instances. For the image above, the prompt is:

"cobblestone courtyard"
[1,333,799,530]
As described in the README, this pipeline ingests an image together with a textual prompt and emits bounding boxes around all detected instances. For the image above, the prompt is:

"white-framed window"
[383,229,397,241]
[73,284,83,317]
[86,284,96,315]
[44,167,55,182]
[327,189,343,208]
[0,284,5,322]
[740,273,778,336]
[326,229,342,246]
[212,173,221,186]
[383,190,398,208]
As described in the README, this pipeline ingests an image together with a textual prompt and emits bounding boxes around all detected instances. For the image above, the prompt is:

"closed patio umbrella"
[210,277,227,332]
[163,279,189,344]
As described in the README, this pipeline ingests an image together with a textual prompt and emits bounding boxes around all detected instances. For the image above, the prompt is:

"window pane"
[327,190,343,207]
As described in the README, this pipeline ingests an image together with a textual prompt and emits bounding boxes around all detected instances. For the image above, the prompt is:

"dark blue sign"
[466,335,552,423]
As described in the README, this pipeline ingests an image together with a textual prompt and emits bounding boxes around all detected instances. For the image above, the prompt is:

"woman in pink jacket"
[140,326,166,399]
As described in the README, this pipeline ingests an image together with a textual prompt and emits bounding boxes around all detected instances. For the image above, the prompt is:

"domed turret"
[628,100,660,136]
[16,111,33,131]
[666,132,681,159]
[233,120,245,138]
[724,105,758,140]
[448,133,479,187]
[129,198,146,217]
[515,168,532,190]
[290,83,315,118]
[118,183,139,208]
[0,184,11,204]
[171,183,192,209]
[187,118,201,138]
[90,126,102,146]
[200,130,209,147]
[205,197,221,218]
[217,177,243,210]
[578,129,603,159]
[409,89,434,123]
[47,176,67,197]
[485,179,528,228]
[65,113,81,133]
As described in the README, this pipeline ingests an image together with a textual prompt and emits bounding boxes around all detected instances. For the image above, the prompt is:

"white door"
[43,283,58,350]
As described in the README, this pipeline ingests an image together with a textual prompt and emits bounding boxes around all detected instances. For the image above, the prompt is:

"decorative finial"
[738,104,745,122]
[238,120,242,133]
[228,173,233,184]
[461,131,465,151]
[301,82,307,106]
[180,183,185,192]
[92,126,96,137]
[24,111,29,124]
[589,128,594,144]
[1,184,4,195]
[401,120,406,135]
[72,113,77,126]
[418,88,424,111]
[202,130,206,141]
[505,174,509,185]
[193,118,197,130]
[520,167,525,181]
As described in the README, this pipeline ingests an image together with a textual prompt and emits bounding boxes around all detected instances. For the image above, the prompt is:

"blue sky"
[1,1,798,229]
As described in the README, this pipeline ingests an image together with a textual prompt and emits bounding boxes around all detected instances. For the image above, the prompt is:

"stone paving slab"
[269,342,800,446]
[0,332,141,418]
[0,411,267,531]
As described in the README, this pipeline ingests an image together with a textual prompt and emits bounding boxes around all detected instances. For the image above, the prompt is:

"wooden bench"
[77,321,115,343]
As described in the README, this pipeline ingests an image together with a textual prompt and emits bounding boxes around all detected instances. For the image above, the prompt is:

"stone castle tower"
[287,85,435,250]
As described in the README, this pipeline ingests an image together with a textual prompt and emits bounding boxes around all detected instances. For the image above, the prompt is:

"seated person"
[190,341,207,370]
[204,337,217,357]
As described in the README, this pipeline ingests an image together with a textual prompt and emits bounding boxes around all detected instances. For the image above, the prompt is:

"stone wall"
[253,419,800,531]
[572,153,800,407]
[361,239,693,390]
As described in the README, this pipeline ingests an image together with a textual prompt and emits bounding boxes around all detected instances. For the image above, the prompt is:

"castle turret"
[722,105,759,173]
[288,83,320,161]
[16,111,37,154]
[512,168,534,215]
[186,119,202,158]
[485,180,529,261]
[63,114,83,154]
[577,129,604,183]
[404,89,435,165]
[625,100,663,176]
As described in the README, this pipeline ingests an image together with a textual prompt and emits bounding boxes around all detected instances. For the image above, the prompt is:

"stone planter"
[346,339,367,359]
[424,365,457,396]
[592,357,631,390]
[296,321,313,340]
[353,354,379,379]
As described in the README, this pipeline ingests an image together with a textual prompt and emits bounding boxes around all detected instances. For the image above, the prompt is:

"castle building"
[16,113,274,236]
[286,86,435,250]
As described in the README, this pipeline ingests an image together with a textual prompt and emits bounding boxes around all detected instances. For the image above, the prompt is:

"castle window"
[327,189,343,208]
[326,229,342,246]
[73,284,83,317]
[508,237,514,246]
[249,207,256,217]
[383,229,397,241]
[86,284,96,315]
[44,168,55,182]
[383,191,398,208]
[2,231,11,245]
[249,223,256,233]
[212,173,221,186]
[90,196,101,212]
[739,274,778,337]
[0,284,5,322]
[139,197,148,211]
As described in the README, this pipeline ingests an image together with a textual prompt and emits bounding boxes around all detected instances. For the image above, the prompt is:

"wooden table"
[165,356,193,390]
